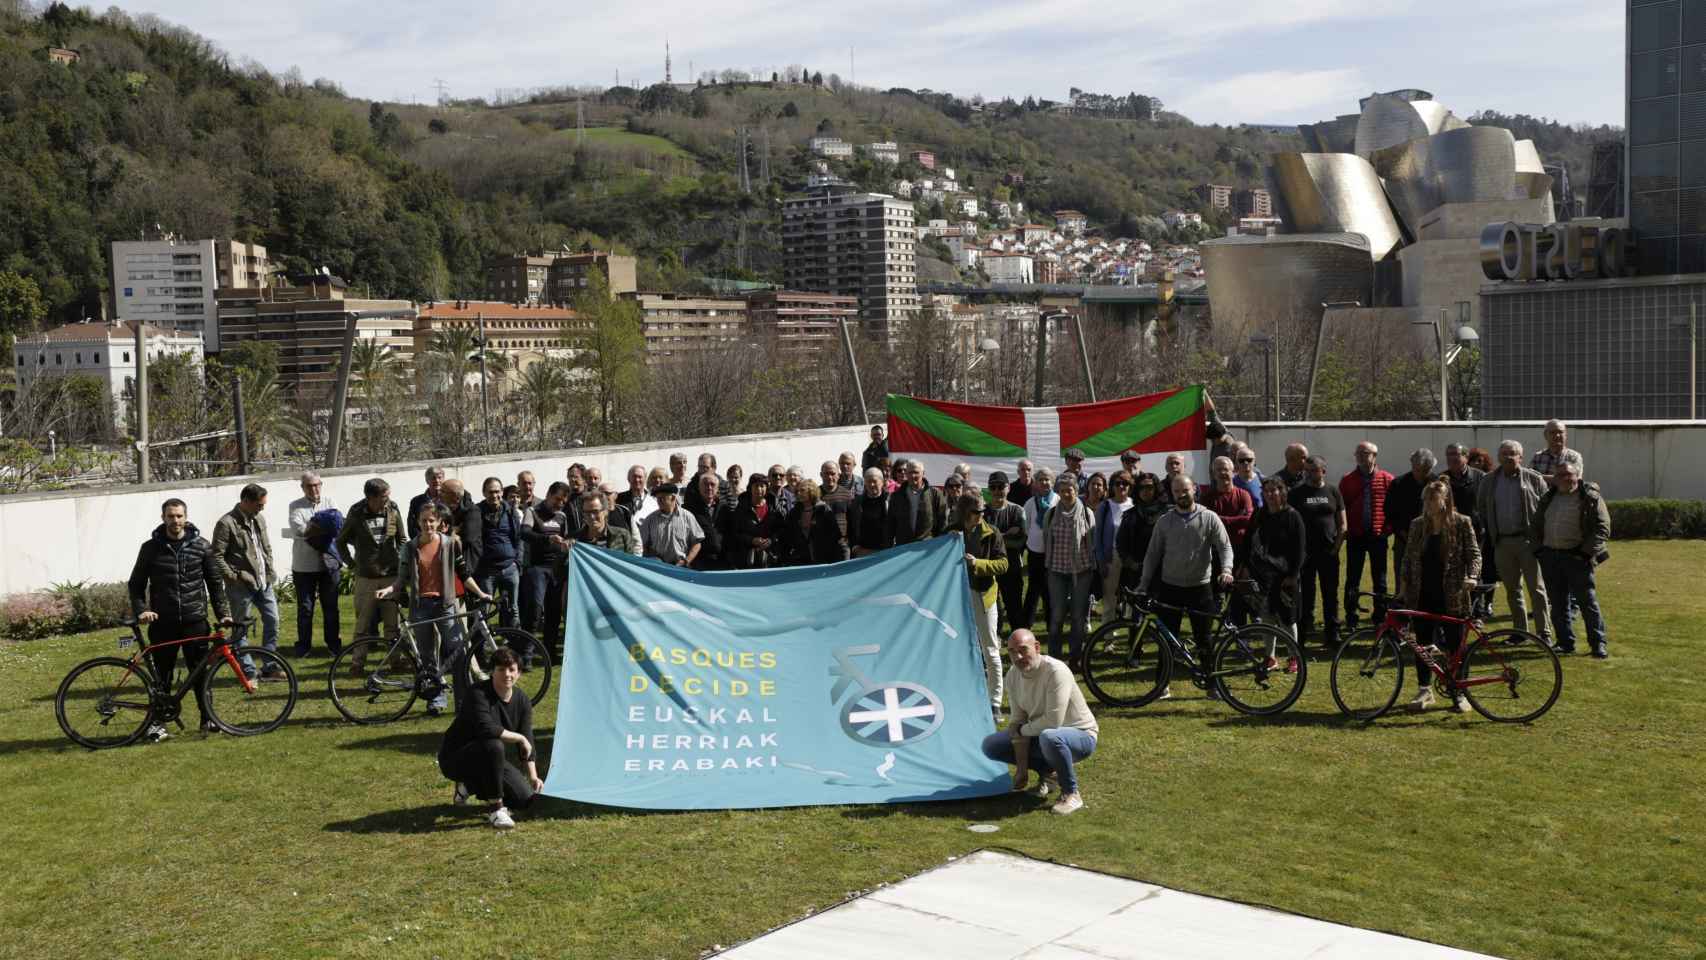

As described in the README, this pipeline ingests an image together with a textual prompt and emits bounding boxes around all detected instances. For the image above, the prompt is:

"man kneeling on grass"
[980,629,1099,815]
[438,647,542,830]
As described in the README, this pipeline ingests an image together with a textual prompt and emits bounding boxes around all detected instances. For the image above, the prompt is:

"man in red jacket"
[1340,441,1394,629]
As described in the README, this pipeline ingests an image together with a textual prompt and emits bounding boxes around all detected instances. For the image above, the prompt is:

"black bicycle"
[327,596,551,724]
[1081,583,1307,716]
[55,617,299,749]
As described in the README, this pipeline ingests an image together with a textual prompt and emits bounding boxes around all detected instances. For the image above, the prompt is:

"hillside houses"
[924,218,1203,286]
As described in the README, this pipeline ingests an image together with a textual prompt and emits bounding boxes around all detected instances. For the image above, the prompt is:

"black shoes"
[1590,644,1609,659]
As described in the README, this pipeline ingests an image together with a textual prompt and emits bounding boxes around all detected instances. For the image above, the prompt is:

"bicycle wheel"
[467,627,554,706]
[1081,616,1171,707]
[55,657,157,749]
[1460,629,1562,723]
[203,647,298,736]
[329,637,420,725]
[1212,623,1307,716]
[1330,628,1405,720]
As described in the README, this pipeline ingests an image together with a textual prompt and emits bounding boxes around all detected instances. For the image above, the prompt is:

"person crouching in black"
[438,647,542,830]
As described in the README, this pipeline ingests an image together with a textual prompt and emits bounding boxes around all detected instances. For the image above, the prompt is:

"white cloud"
[1173,68,1370,125]
[120,0,1621,126]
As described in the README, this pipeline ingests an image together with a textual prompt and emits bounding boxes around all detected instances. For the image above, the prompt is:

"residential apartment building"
[745,290,857,355]
[414,300,588,375]
[863,141,900,164]
[809,136,853,158]
[484,253,561,304]
[631,293,748,364]
[546,252,638,304]
[1233,188,1273,218]
[983,253,1035,284]
[781,187,919,341]
[1193,183,1234,212]
[13,320,203,420]
[111,238,273,352]
[910,150,936,170]
[215,276,415,400]
[1054,209,1089,236]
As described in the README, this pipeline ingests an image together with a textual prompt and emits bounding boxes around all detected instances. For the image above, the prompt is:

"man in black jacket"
[689,472,727,570]
[862,425,889,471]
[128,498,233,738]
[473,477,523,628]
[1385,448,1435,582]
[521,482,574,653]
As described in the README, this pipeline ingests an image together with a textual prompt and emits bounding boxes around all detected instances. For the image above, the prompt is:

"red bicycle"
[1329,589,1562,723]
[54,617,299,749]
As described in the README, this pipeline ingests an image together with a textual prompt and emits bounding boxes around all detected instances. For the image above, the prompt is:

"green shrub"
[48,580,134,634]
[1606,499,1706,540]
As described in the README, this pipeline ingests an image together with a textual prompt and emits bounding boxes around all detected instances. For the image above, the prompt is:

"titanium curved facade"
[1354,94,1466,157]
[1369,125,1543,232]
[1299,114,1359,153]
[1267,153,1405,259]
[1200,233,1375,334]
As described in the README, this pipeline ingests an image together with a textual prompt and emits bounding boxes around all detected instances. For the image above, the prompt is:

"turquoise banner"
[542,535,1010,810]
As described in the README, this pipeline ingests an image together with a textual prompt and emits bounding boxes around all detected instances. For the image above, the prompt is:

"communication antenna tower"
[665,38,673,84]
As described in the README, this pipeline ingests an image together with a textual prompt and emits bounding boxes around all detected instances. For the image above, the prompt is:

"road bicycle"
[327,596,551,725]
[1081,582,1307,716]
[1329,590,1562,723]
[55,618,298,749]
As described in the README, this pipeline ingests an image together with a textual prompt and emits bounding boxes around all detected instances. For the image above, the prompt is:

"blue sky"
[134,0,1624,127]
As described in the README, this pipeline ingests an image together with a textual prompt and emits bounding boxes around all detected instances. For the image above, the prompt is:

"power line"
[431,77,450,106]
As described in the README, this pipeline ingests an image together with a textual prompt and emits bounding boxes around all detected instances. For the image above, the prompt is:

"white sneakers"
[1051,792,1084,815]
[145,724,170,743]
[1032,774,1053,799]
[489,806,516,830]
[452,782,471,806]
[1451,693,1471,714]
[1407,688,1436,712]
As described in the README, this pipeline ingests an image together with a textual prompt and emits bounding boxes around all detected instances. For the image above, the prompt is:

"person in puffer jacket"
[128,498,233,734]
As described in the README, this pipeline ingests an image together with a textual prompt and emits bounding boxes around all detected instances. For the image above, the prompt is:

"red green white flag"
[885,386,1208,487]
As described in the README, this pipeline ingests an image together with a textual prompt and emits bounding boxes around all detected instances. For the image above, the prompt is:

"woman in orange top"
[378,503,491,715]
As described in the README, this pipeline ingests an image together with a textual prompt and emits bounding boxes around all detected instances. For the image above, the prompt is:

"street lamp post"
[1306,301,1360,419]
[1412,309,1480,421]
[965,337,1000,403]
[1248,331,1277,421]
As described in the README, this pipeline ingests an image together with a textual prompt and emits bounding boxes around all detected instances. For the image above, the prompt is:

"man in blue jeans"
[212,483,283,679]
[1530,458,1612,658]
[980,629,1099,815]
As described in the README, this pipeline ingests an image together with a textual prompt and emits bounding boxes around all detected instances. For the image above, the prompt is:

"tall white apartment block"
[111,238,272,353]
[782,187,918,342]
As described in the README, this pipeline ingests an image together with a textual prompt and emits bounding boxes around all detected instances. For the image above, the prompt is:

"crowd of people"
[123,417,1612,826]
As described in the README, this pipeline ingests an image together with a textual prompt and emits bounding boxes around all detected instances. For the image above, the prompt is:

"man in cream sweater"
[979,629,1099,815]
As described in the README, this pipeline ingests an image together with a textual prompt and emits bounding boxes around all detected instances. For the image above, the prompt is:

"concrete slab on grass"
[716,849,1504,960]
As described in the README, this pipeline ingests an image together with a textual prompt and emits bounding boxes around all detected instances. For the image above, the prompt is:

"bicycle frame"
[124,627,251,694]
[1365,598,1507,694]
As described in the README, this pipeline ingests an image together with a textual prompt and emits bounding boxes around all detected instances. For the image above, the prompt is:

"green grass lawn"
[3,542,1703,959]
[577,125,694,159]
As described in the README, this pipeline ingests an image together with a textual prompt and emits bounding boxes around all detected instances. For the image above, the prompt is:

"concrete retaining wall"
[0,425,873,598]
[3,420,1703,597]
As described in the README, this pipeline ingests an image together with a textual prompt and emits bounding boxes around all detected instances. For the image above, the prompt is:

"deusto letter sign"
[541,535,1010,810]
[1480,220,1634,282]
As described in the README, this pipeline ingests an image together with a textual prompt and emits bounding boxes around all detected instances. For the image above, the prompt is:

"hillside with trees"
[0,3,1621,335]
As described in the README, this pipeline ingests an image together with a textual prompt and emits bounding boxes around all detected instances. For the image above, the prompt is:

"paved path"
[718,849,1503,959]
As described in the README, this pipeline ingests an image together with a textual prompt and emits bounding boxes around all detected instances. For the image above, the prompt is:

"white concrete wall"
[1225,421,1706,502]
[5,419,1705,597]
[0,425,875,598]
